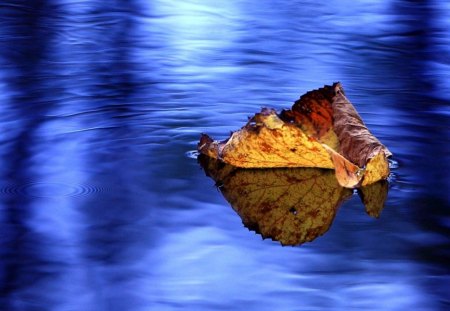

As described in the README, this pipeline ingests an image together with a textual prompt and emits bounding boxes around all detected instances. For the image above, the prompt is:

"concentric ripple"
[0,181,106,198]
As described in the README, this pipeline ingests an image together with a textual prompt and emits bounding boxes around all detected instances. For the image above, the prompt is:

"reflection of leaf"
[358,180,389,218]
[199,155,388,246]
[198,83,392,188]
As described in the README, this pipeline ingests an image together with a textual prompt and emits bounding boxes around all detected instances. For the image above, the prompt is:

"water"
[0,0,449,310]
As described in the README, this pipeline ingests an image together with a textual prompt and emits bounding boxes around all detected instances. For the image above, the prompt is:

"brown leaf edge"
[329,83,392,186]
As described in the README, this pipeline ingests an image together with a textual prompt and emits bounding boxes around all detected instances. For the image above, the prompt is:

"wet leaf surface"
[199,155,388,246]
[198,83,392,188]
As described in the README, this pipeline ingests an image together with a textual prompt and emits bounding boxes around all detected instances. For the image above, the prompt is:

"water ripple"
[0,181,106,198]
[185,150,200,159]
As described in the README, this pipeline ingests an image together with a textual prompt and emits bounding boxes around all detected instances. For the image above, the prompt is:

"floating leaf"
[198,83,392,188]
[199,155,388,246]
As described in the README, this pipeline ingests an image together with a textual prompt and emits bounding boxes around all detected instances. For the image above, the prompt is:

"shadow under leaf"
[199,155,388,246]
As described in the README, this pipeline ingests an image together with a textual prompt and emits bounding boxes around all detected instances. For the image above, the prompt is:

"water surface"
[0,1,449,310]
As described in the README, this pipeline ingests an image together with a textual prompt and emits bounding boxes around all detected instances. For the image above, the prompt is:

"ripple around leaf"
[388,158,399,169]
[185,150,200,159]
[0,181,106,198]
[199,155,389,246]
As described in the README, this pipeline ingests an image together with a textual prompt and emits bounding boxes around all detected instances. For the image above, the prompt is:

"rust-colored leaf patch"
[198,83,392,188]
[199,155,388,246]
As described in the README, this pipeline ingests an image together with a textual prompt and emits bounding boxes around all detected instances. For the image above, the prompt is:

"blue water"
[0,1,449,310]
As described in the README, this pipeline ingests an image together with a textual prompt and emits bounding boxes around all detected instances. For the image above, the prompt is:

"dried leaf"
[331,85,392,167]
[200,108,335,169]
[199,155,388,246]
[198,83,392,188]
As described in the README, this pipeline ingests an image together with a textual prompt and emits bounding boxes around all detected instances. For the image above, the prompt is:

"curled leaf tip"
[198,83,392,188]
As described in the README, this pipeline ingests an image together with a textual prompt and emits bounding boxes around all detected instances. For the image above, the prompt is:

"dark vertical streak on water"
[340,1,449,305]
[72,2,158,309]
[389,1,450,302]
[0,1,63,310]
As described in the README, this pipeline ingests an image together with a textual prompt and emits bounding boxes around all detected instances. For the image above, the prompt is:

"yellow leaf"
[361,150,390,186]
[198,83,392,188]
[222,109,335,169]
